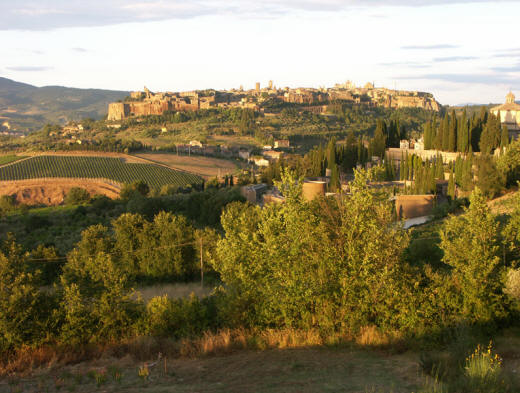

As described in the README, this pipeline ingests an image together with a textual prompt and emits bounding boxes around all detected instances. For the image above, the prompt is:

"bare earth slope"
[0,178,120,205]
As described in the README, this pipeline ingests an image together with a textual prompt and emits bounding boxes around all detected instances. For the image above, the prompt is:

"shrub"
[64,187,91,205]
[144,294,219,338]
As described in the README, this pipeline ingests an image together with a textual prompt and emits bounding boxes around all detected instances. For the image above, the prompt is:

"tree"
[64,187,90,205]
[501,125,510,149]
[371,120,387,158]
[120,181,150,200]
[475,155,504,199]
[439,188,506,322]
[448,110,457,152]
[0,238,50,351]
[448,170,455,199]
[213,169,413,332]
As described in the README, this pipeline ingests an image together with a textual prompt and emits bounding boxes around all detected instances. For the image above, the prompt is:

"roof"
[491,102,520,111]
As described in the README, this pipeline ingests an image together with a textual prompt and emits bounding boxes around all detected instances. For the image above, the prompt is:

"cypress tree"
[424,121,432,150]
[448,110,457,152]
[329,164,340,192]
[448,170,455,199]
[501,124,510,149]
[327,138,337,169]
[400,152,406,181]
[442,113,450,151]
[435,154,444,180]
[435,119,443,150]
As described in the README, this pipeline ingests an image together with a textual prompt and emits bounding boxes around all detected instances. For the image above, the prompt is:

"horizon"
[1,1,520,105]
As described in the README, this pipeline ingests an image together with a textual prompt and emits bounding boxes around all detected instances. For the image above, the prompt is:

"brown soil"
[135,153,239,179]
[0,179,120,205]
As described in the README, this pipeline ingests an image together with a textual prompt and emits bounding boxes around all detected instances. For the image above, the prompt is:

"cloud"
[401,44,459,50]
[6,66,53,72]
[433,56,478,62]
[396,73,520,86]
[71,47,87,52]
[379,61,431,68]
[493,48,520,59]
[490,64,520,73]
[0,0,512,30]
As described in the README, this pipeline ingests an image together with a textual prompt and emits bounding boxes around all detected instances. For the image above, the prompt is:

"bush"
[143,294,219,338]
[64,187,91,205]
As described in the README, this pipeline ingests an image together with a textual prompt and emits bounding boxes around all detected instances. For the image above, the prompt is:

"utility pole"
[200,237,204,288]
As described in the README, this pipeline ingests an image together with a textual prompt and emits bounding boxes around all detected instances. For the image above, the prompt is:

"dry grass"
[135,153,239,179]
[135,283,213,303]
[355,325,404,347]
[0,340,422,393]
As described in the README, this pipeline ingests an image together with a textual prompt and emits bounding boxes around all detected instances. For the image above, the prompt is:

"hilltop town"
[107,81,441,120]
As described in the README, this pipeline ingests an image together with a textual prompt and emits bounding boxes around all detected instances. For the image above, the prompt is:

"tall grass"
[135,283,212,303]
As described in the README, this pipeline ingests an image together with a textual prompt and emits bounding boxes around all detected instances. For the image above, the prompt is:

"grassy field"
[0,154,25,166]
[0,155,203,189]
[135,153,240,179]
[0,346,422,393]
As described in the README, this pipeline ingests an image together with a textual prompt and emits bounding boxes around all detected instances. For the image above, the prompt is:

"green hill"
[0,77,128,132]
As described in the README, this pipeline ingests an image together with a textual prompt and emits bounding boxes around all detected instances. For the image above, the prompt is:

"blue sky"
[1,0,519,105]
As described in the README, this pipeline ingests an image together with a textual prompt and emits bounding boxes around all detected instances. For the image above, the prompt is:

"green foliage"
[143,294,219,338]
[120,180,150,200]
[475,155,505,199]
[214,169,413,332]
[61,242,140,343]
[497,140,520,187]
[64,187,91,205]
[0,238,51,351]
[439,188,507,323]
[0,194,17,214]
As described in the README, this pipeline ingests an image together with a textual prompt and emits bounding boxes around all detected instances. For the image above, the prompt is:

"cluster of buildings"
[107,81,441,121]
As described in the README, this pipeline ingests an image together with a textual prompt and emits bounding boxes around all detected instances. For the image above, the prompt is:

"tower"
[255,82,260,92]
[268,80,273,89]
[506,91,516,104]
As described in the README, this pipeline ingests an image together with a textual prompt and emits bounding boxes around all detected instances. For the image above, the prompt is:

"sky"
[1,0,520,105]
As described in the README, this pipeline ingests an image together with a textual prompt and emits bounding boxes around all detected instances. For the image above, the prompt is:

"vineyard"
[0,156,203,189]
[0,155,26,166]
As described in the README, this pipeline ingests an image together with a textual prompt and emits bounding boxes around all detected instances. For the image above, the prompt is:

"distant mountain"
[0,77,129,132]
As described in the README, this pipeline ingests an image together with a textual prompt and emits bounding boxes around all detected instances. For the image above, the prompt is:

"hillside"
[0,77,128,132]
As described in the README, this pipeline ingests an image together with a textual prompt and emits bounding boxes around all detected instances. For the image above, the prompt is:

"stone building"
[491,92,520,139]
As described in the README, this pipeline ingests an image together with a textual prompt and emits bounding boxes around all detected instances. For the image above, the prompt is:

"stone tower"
[506,91,516,104]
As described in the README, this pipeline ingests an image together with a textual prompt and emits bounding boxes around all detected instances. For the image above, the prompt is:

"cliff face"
[390,95,441,112]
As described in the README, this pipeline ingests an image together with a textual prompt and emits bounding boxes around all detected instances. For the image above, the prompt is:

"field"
[0,346,422,393]
[0,156,203,189]
[135,153,240,179]
[0,155,25,166]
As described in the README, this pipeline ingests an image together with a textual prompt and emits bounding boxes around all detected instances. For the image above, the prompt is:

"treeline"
[261,125,404,188]
[423,108,509,153]
[0,184,245,258]
[3,169,520,354]
[125,108,257,135]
